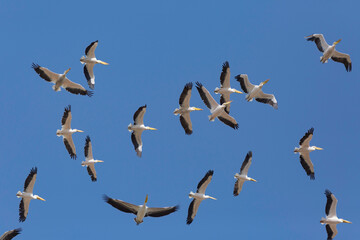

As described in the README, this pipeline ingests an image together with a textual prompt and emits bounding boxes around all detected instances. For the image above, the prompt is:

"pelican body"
[103,194,178,225]
[80,40,109,89]
[81,136,103,182]
[16,167,45,222]
[320,190,351,240]
[306,34,352,72]
[233,151,257,196]
[56,105,84,159]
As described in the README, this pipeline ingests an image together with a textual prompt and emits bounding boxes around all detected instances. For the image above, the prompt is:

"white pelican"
[128,105,157,157]
[173,82,203,135]
[233,151,257,196]
[82,136,103,182]
[0,228,21,240]
[306,34,352,72]
[214,61,242,114]
[187,170,216,225]
[320,190,351,240]
[80,40,109,89]
[195,82,239,129]
[32,63,93,96]
[103,194,178,225]
[235,74,278,109]
[56,105,84,160]
[16,167,45,222]
[294,128,323,180]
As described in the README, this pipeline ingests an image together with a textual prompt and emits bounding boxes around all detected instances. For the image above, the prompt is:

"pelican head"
[35,195,46,201]
[260,79,269,87]
[146,126,157,130]
[313,146,323,150]
[333,39,342,45]
[342,219,352,224]
[64,68,71,75]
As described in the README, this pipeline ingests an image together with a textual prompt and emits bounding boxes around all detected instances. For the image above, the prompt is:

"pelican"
[128,105,157,157]
[235,74,278,109]
[173,82,203,135]
[0,228,21,240]
[103,194,178,225]
[294,128,323,180]
[56,105,84,159]
[306,34,352,72]
[195,82,239,129]
[80,40,109,89]
[82,136,103,182]
[320,190,351,240]
[16,167,45,222]
[214,61,242,113]
[32,63,93,96]
[187,170,216,225]
[233,151,257,196]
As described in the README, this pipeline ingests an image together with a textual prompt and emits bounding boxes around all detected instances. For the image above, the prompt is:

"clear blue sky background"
[0,0,359,239]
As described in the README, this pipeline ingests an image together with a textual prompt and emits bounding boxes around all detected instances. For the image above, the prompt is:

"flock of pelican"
[2,33,353,239]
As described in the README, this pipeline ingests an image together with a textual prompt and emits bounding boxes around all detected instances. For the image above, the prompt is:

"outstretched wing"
[332,51,352,72]
[306,34,330,52]
[299,153,315,180]
[103,195,139,215]
[146,205,179,217]
[62,78,93,97]
[85,40,98,58]
[235,74,255,93]
[180,113,193,135]
[32,63,60,83]
[255,91,278,109]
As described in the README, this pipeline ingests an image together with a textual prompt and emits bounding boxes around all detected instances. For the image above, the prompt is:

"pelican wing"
[84,136,93,160]
[32,63,60,83]
[332,51,352,72]
[325,189,338,218]
[306,34,330,52]
[131,131,143,157]
[299,128,314,147]
[85,40,98,58]
[23,167,37,193]
[179,82,192,108]
[235,74,255,94]
[233,179,245,196]
[220,93,230,114]
[299,153,315,180]
[217,112,239,129]
[186,199,202,225]
[240,151,252,175]
[63,134,76,159]
[62,78,93,97]
[255,91,278,109]
[180,113,192,135]
[0,228,22,240]
[87,164,97,182]
[84,64,95,89]
[19,198,31,222]
[195,82,219,111]
[133,105,147,125]
[61,105,72,130]
[196,170,214,194]
[146,205,179,217]
[220,61,230,88]
[103,195,139,214]
[326,224,338,240]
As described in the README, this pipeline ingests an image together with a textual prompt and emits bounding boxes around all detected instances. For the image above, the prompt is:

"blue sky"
[0,0,359,239]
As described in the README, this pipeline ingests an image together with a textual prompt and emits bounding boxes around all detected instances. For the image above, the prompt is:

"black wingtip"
[103,194,110,202]
[207,169,214,176]
[86,90,94,97]
[85,135,91,143]
[30,167,38,174]
[309,127,314,134]
[325,189,332,196]
[185,82,193,89]
[186,218,193,225]
[31,63,40,69]
[222,61,229,69]
[310,174,315,180]
[195,81,203,89]
[247,151,252,157]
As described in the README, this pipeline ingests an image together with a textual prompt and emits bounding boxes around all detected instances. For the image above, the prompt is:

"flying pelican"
[80,40,109,89]
[16,167,45,222]
[320,189,351,240]
[195,82,239,129]
[294,128,323,180]
[187,170,216,225]
[82,136,103,182]
[32,63,93,96]
[103,194,178,225]
[306,34,352,72]
[56,105,84,159]
[214,61,242,114]
[0,228,21,240]
[128,105,157,157]
[233,151,257,196]
[173,82,203,135]
[235,74,278,109]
